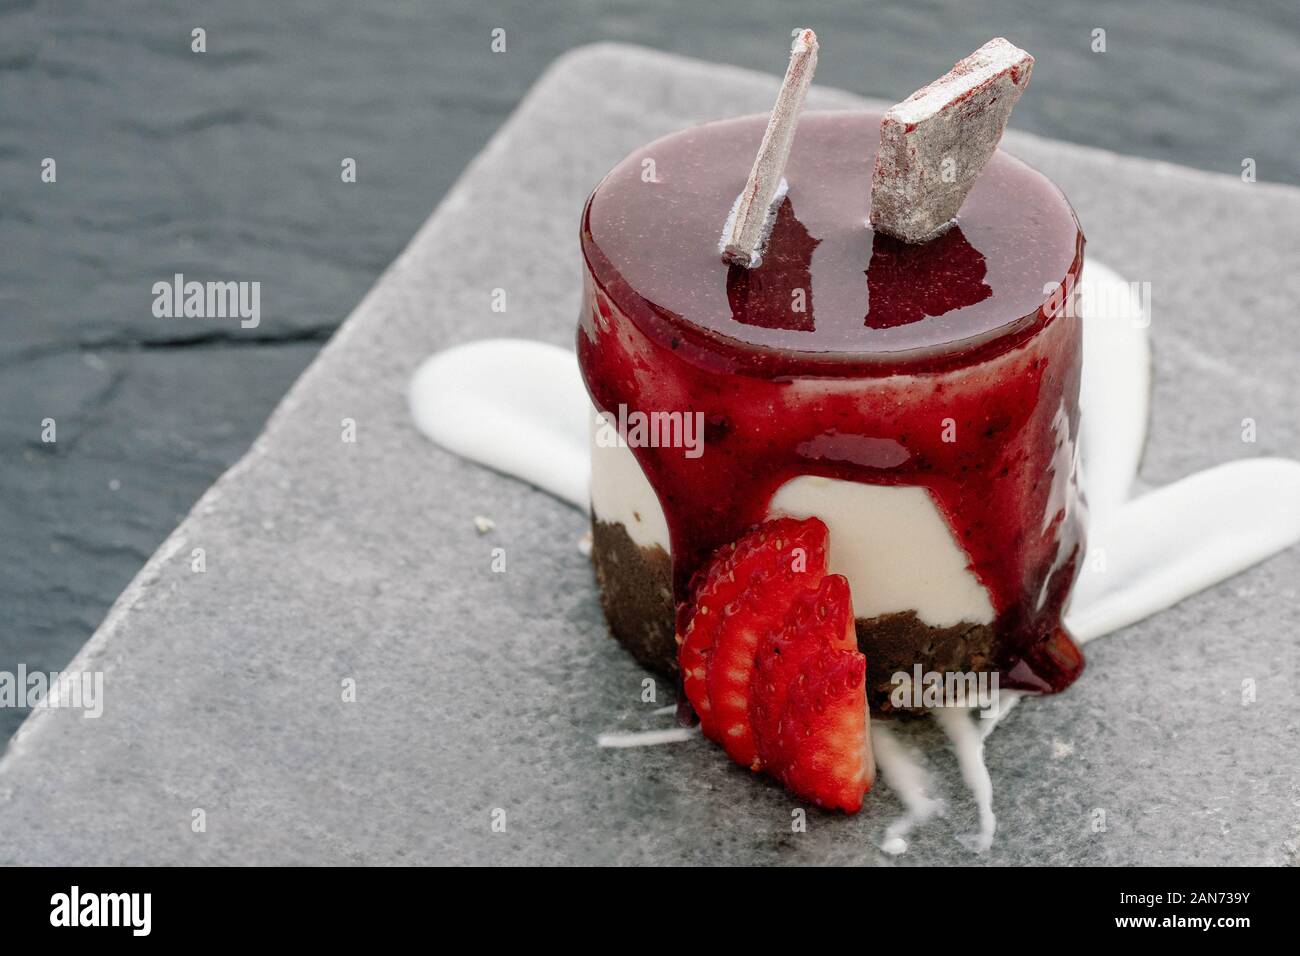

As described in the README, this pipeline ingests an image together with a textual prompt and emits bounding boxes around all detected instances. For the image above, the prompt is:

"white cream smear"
[409,261,1300,854]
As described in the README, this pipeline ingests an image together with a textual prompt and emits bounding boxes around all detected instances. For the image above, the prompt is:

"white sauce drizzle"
[596,726,699,748]
[872,722,944,856]
[931,707,996,853]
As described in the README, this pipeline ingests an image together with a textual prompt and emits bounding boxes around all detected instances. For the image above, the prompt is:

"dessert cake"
[577,34,1086,808]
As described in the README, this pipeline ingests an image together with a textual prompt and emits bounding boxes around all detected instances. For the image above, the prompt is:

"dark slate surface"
[3,0,1298,744]
[0,45,1296,866]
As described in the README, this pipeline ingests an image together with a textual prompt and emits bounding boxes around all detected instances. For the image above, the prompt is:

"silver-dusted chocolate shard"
[721,28,819,268]
[870,38,1033,244]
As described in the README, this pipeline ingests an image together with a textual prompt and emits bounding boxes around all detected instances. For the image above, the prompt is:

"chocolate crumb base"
[859,613,995,716]
[590,518,998,713]
[591,518,677,677]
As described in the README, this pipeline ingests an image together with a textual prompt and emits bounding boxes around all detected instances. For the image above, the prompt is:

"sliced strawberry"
[750,574,856,767]
[773,647,873,812]
[752,574,873,812]
[678,516,874,812]
[677,517,828,768]
[678,606,716,732]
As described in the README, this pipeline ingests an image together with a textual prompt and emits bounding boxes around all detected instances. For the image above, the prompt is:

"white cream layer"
[589,414,995,627]
[588,412,671,551]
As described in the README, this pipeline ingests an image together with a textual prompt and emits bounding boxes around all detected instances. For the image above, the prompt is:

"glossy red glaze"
[577,111,1087,694]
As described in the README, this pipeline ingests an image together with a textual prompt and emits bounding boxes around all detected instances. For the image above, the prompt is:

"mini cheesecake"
[577,110,1086,714]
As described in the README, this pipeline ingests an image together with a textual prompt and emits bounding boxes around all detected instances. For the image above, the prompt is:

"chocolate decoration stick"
[870,38,1033,244]
[721,28,819,268]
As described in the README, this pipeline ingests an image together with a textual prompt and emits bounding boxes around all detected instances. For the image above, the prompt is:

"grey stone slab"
[1,44,1297,866]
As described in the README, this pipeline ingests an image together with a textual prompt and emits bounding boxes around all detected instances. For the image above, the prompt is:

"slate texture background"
[3,0,1299,744]
[0,45,1296,865]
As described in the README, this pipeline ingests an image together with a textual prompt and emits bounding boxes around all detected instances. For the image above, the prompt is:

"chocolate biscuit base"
[591,518,677,676]
[860,613,995,715]
[590,518,996,713]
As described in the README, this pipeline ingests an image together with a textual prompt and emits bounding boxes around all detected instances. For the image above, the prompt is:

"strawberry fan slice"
[678,517,874,811]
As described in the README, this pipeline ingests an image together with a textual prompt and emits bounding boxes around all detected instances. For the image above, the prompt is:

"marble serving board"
[1,45,1297,866]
